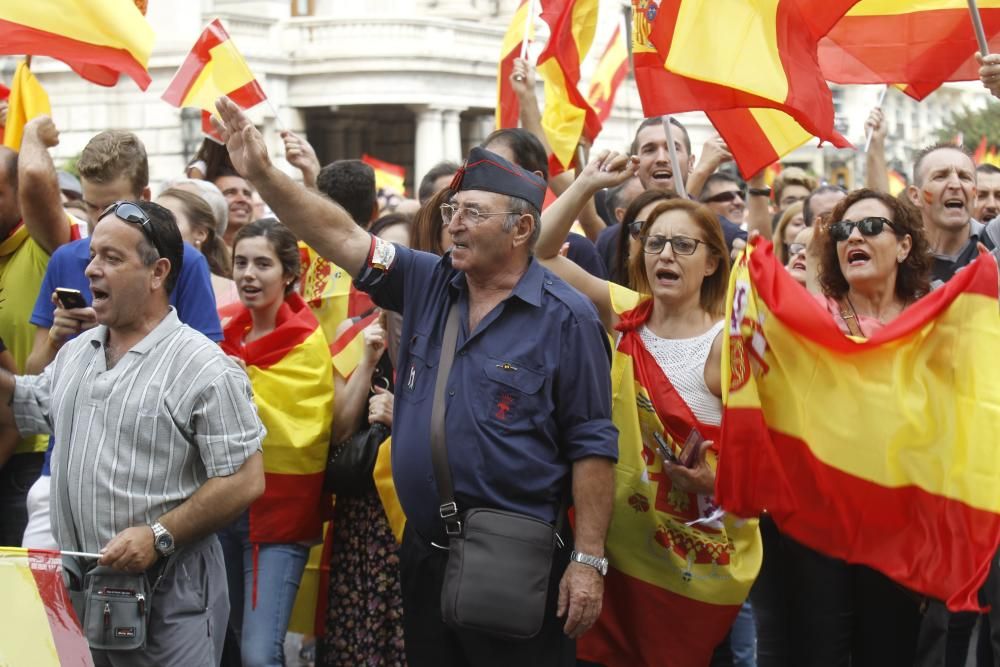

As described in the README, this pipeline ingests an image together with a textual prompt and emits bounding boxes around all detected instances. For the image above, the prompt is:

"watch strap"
[747,187,771,197]
[571,550,608,575]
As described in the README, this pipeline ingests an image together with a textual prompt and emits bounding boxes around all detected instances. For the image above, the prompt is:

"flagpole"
[59,550,102,559]
[660,115,688,199]
[515,0,537,81]
[968,0,991,56]
[264,98,288,134]
[863,84,889,152]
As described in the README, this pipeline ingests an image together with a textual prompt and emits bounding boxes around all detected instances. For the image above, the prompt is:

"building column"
[442,109,463,162]
[413,106,445,187]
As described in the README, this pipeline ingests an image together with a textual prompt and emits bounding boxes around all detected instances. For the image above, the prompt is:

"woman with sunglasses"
[536,154,762,665]
[751,188,931,667]
[217,219,335,667]
[772,201,805,266]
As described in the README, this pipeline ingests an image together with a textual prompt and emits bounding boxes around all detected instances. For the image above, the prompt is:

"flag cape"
[496,0,534,129]
[820,1,1000,101]
[162,19,266,117]
[631,0,850,178]
[0,547,93,666]
[586,25,629,124]
[577,283,761,667]
[537,0,603,171]
[0,1,152,90]
[2,61,51,151]
[220,293,333,545]
[362,153,406,195]
[717,239,1000,612]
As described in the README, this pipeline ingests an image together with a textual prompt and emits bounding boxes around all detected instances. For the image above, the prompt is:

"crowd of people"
[2,53,1000,667]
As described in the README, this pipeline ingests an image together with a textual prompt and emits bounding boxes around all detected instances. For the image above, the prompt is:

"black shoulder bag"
[432,303,567,641]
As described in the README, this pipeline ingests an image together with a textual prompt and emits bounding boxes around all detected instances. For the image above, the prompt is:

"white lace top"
[637,320,725,426]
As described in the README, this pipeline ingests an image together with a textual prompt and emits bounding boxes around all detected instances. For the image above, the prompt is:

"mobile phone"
[653,432,679,465]
[55,288,88,310]
[678,428,705,468]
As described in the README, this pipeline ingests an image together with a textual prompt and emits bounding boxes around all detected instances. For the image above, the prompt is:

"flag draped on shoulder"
[537,0,603,172]
[717,239,1000,612]
[0,1,153,90]
[631,0,852,178]
[496,0,534,129]
[577,283,761,667]
[2,61,51,151]
[0,547,93,666]
[586,25,629,124]
[162,19,266,127]
[820,0,1000,101]
[220,294,333,545]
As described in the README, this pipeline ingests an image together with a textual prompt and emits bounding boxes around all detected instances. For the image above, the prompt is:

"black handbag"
[324,350,394,497]
[431,303,567,641]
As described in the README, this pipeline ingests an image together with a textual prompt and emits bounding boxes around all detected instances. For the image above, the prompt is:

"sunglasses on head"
[700,189,744,205]
[828,217,895,243]
[99,201,164,258]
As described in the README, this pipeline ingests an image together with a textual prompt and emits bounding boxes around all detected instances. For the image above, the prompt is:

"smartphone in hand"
[678,428,705,468]
[55,288,88,310]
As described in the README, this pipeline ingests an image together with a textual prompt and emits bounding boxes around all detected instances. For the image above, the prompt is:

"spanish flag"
[537,0,603,171]
[496,0,535,130]
[162,19,266,120]
[820,1,1000,101]
[2,61,51,151]
[586,25,628,125]
[329,310,380,378]
[0,1,152,90]
[718,239,1000,612]
[361,154,406,196]
[887,168,907,196]
[632,0,852,178]
[0,547,93,666]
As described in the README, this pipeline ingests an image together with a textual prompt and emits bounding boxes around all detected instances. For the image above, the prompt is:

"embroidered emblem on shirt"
[494,391,515,420]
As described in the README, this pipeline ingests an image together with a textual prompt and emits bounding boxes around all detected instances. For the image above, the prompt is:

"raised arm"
[213,97,370,275]
[745,170,772,238]
[864,107,890,194]
[686,135,733,200]
[18,116,70,255]
[281,129,321,190]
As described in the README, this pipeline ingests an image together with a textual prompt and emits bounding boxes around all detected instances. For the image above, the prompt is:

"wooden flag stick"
[968,0,991,56]
[864,84,889,152]
[660,115,687,199]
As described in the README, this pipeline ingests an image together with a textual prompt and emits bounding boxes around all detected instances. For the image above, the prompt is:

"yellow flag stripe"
[846,0,1000,16]
[747,108,813,156]
[179,40,256,110]
[0,549,61,666]
[2,62,51,151]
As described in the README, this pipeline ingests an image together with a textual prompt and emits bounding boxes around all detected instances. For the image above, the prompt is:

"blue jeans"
[731,601,757,667]
[217,512,309,667]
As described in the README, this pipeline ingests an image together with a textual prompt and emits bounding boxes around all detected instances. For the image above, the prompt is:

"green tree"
[938,102,1000,151]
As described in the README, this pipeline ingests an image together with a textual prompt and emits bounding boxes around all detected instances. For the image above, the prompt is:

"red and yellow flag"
[820,1,1000,101]
[0,1,152,90]
[974,136,989,165]
[220,294,333,546]
[329,310,380,378]
[888,168,907,196]
[362,153,406,196]
[0,547,93,666]
[718,239,1000,611]
[496,0,534,129]
[537,0,603,171]
[2,61,51,151]
[763,160,782,187]
[162,19,266,120]
[986,146,1000,168]
[586,25,629,124]
[631,0,853,178]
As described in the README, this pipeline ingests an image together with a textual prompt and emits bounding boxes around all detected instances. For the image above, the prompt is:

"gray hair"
[159,177,229,238]
[503,196,541,250]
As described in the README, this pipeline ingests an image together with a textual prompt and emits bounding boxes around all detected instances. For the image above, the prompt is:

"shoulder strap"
[430,303,462,535]
[836,298,865,338]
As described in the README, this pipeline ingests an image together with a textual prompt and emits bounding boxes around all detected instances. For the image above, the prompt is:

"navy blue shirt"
[356,244,618,540]
[565,232,608,280]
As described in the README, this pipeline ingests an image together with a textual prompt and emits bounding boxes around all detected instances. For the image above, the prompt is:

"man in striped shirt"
[0,200,266,666]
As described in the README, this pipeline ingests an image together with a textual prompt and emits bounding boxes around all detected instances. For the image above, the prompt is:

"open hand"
[213,97,272,182]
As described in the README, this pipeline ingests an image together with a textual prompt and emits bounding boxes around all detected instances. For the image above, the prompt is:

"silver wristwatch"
[151,521,176,558]
[571,550,608,576]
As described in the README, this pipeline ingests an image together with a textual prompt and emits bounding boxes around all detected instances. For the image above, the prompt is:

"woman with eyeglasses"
[772,202,805,266]
[607,189,675,287]
[750,188,931,667]
[217,219,335,667]
[536,155,762,665]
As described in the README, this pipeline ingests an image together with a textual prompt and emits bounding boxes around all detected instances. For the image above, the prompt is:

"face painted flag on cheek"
[0,547,94,666]
[717,238,1000,612]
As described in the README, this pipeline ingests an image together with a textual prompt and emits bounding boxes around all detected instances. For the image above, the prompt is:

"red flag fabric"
[496,0,533,129]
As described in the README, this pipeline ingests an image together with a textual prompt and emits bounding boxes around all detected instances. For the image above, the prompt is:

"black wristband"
[748,187,771,197]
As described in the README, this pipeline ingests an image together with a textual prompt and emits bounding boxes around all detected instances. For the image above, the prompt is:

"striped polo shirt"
[13,308,266,554]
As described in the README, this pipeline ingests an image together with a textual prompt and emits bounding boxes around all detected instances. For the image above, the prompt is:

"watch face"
[156,534,173,550]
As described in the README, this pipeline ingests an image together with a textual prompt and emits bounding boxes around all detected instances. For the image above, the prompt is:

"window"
[291,0,314,16]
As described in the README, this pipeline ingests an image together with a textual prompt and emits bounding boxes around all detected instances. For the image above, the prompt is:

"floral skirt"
[318,491,406,667]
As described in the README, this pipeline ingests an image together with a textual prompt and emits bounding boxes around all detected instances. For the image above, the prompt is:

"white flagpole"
[519,0,537,61]
[863,84,889,152]
[661,115,688,199]
[58,550,103,559]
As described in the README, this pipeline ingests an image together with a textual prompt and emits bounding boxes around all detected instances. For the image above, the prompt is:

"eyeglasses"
[627,220,645,239]
[828,217,895,242]
[440,203,516,225]
[787,243,807,256]
[99,201,164,258]
[640,234,704,255]
[701,189,745,205]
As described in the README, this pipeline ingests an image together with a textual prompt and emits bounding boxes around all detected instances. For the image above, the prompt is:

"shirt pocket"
[398,331,438,406]
[479,358,546,429]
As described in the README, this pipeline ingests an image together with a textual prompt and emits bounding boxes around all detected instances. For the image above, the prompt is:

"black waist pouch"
[440,508,557,641]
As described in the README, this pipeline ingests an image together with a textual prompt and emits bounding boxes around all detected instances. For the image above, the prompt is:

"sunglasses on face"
[627,220,645,239]
[639,234,704,255]
[828,217,895,242]
[701,189,744,205]
[99,201,164,258]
